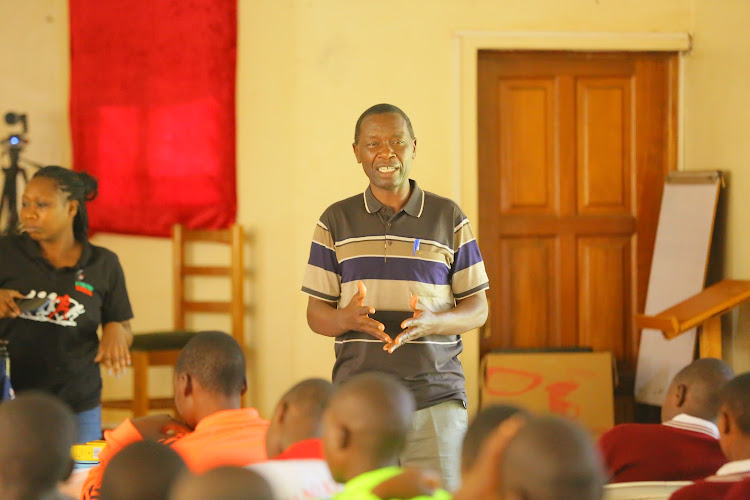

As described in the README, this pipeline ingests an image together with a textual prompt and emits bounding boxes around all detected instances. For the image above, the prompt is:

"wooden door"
[478,51,677,376]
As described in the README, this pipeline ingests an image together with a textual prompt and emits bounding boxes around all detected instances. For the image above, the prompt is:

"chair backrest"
[602,481,694,500]
[172,224,245,346]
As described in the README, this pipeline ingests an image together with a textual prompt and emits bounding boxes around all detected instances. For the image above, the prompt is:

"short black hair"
[502,415,606,500]
[462,404,526,471]
[100,440,186,500]
[0,392,77,493]
[721,372,750,434]
[672,358,734,420]
[283,377,334,423]
[332,372,415,462]
[172,466,274,500]
[175,331,246,397]
[32,166,98,242]
[353,103,415,143]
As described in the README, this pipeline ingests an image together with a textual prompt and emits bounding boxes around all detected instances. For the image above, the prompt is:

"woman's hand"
[0,289,24,318]
[96,321,133,376]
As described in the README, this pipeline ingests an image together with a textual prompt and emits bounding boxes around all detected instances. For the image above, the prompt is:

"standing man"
[302,103,489,489]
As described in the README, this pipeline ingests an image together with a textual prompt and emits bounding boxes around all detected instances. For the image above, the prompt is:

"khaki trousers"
[399,399,468,491]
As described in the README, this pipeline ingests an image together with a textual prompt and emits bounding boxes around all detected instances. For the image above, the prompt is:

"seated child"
[321,372,450,500]
[0,392,77,500]
[81,331,269,499]
[671,372,750,499]
[99,440,186,500]
[461,403,526,477]
[170,466,274,500]
[455,415,605,500]
[249,377,340,499]
[598,358,732,482]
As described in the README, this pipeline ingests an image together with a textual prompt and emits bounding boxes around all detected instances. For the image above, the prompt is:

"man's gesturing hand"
[339,281,390,343]
[385,294,435,353]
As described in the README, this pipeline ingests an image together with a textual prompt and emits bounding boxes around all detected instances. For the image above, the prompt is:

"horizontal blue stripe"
[453,240,484,274]
[308,242,341,275]
[341,256,450,285]
[454,282,489,299]
[301,287,339,302]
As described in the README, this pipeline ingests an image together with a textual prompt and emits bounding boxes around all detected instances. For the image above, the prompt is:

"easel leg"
[699,316,722,359]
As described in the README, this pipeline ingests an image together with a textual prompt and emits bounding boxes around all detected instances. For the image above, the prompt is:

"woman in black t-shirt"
[0,166,133,442]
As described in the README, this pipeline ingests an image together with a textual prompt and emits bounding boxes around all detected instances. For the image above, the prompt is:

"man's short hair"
[331,372,415,462]
[171,466,274,500]
[283,377,333,423]
[720,372,750,434]
[354,103,415,143]
[100,440,186,500]
[462,404,526,471]
[0,392,77,492]
[501,415,605,500]
[175,331,246,397]
[673,358,734,420]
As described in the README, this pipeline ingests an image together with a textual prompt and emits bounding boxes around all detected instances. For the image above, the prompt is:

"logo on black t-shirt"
[19,291,86,327]
[75,281,94,297]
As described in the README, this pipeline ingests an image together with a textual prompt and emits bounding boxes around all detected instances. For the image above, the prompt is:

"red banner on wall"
[69,0,237,237]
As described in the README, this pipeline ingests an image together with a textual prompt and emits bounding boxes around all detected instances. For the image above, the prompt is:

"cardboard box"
[480,351,615,435]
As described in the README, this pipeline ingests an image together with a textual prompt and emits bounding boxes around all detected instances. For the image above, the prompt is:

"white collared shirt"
[663,413,720,439]
[715,459,750,476]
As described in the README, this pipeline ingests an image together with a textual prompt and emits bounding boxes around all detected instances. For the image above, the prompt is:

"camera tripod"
[0,112,41,234]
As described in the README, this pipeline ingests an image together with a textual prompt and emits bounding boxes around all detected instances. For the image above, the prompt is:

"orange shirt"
[81,408,269,499]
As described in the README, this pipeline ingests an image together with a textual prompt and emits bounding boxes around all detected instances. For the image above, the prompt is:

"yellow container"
[71,440,107,461]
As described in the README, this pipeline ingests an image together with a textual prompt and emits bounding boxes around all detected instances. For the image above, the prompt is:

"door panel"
[499,79,558,213]
[478,51,677,376]
[576,77,632,214]
[499,237,560,348]
[577,236,632,357]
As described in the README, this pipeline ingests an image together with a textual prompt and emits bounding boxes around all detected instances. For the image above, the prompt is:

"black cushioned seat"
[130,332,195,351]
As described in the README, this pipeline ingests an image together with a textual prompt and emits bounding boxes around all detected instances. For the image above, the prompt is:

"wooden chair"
[102,224,245,417]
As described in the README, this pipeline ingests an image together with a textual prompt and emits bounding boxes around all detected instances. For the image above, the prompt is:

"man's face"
[353,113,416,194]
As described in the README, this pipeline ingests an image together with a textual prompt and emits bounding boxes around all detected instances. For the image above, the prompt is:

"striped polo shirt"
[302,180,489,409]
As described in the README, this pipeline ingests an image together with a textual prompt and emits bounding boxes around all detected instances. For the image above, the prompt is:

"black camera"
[3,112,27,150]
[1,111,32,234]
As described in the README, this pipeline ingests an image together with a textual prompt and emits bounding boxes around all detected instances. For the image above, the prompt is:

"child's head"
[461,404,526,475]
[173,331,247,428]
[0,392,76,499]
[170,466,274,500]
[717,372,750,461]
[266,377,333,458]
[661,357,733,423]
[500,416,605,500]
[100,440,186,500]
[322,373,415,483]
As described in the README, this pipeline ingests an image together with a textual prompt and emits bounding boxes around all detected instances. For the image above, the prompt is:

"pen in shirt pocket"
[413,238,420,256]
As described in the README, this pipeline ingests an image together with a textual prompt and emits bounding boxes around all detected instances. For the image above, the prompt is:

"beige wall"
[0,1,70,171]
[683,0,750,371]
[5,0,750,419]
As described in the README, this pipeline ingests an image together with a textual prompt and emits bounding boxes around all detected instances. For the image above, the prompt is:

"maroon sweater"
[726,477,750,500]
[598,422,726,482]
[670,472,750,500]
